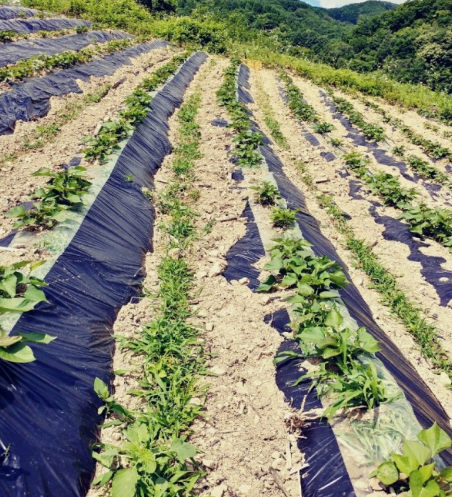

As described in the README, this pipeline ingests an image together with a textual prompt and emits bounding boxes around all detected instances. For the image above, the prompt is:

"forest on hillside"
[176,0,452,93]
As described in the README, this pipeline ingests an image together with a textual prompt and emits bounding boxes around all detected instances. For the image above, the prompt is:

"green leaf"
[170,439,197,462]
[319,290,340,299]
[92,470,114,488]
[111,467,139,497]
[6,205,26,218]
[324,307,343,328]
[409,470,440,497]
[297,283,314,297]
[418,423,451,457]
[0,297,39,313]
[23,285,47,304]
[1,274,17,298]
[263,258,284,271]
[392,453,419,475]
[418,463,435,483]
[439,466,452,482]
[0,343,35,363]
[281,274,298,287]
[17,332,56,344]
[403,440,432,467]
[376,461,399,486]
[94,377,110,401]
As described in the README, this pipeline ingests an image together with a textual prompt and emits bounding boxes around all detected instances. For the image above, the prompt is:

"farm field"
[3,3,452,497]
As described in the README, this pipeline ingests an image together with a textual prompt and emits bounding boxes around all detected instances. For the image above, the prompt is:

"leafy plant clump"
[313,121,335,134]
[7,166,92,230]
[251,181,281,206]
[279,71,319,124]
[375,423,452,497]
[260,237,396,418]
[270,207,298,230]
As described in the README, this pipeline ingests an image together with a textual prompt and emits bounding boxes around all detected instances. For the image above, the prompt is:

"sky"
[305,0,406,8]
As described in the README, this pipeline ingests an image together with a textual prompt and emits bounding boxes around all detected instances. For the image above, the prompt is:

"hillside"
[4,1,452,497]
[337,0,452,92]
[325,0,396,24]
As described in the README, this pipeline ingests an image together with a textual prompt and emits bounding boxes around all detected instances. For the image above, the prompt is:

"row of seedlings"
[0,24,89,43]
[278,71,335,136]
[218,59,452,497]
[0,36,137,83]
[332,94,452,190]
[92,88,209,496]
[5,52,191,232]
[278,74,452,254]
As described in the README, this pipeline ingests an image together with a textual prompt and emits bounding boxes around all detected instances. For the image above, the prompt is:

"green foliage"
[375,423,452,496]
[270,207,298,230]
[264,235,395,418]
[0,260,54,363]
[366,173,417,209]
[326,1,396,24]
[393,145,406,157]
[279,71,318,123]
[251,181,281,206]
[84,53,191,162]
[217,59,264,167]
[93,92,205,497]
[406,155,450,185]
[400,205,452,250]
[313,122,334,134]
[257,236,347,294]
[6,166,92,229]
[302,168,452,381]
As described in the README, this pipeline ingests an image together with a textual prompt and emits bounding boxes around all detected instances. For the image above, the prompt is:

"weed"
[392,145,405,157]
[313,122,334,134]
[330,137,343,147]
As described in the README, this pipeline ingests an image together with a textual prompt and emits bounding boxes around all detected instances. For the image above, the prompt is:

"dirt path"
[0,46,178,236]
[248,65,452,420]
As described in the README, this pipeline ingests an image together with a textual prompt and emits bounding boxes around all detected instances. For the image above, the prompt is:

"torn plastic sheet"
[0,39,168,135]
[0,30,132,68]
[0,17,90,34]
[234,64,452,496]
[0,6,36,19]
[0,51,207,497]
